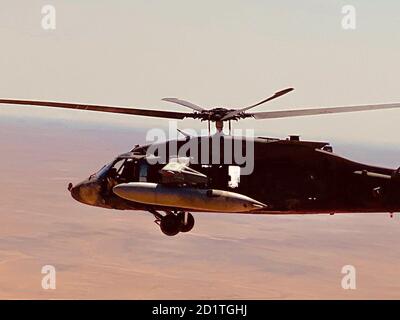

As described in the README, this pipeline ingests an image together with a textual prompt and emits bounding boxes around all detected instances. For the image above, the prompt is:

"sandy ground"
[0,116,400,299]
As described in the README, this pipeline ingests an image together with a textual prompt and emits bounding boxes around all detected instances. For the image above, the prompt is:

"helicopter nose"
[69,183,82,202]
[68,179,103,206]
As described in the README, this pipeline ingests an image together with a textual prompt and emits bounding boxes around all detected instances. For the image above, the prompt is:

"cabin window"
[139,162,149,182]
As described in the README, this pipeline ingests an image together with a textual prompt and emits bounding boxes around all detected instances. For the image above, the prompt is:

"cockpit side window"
[106,159,125,182]
[112,159,126,174]
[103,158,141,183]
[119,159,137,182]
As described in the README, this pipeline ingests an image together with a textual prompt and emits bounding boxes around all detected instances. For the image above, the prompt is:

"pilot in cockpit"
[119,159,136,182]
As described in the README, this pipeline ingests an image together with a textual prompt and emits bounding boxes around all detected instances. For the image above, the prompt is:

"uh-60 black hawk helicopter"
[2,87,400,236]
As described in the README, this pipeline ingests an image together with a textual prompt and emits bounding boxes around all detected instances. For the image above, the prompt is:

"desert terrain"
[0,114,400,299]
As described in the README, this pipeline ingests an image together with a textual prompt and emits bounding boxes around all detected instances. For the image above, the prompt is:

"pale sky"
[1,0,400,145]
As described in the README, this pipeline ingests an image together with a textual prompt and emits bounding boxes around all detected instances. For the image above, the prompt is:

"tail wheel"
[177,212,195,233]
[160,214,180,236]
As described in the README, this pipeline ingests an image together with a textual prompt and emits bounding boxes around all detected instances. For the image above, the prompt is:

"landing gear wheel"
[160,214,180,236]
[177,212,195,233]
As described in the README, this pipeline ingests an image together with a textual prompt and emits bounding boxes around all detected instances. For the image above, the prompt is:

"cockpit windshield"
[91,155,159,186]
[89,162,113,180]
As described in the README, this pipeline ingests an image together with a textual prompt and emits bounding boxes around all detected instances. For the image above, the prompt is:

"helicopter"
[2,87,400,236]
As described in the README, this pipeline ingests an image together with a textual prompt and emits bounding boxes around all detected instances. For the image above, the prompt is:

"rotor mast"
[214,120,232,135]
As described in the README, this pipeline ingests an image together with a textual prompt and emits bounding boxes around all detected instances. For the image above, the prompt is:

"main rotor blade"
[0,99,193,120]
[251,103,400,119]
[162,98,205,112]
[221,87,294,121]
